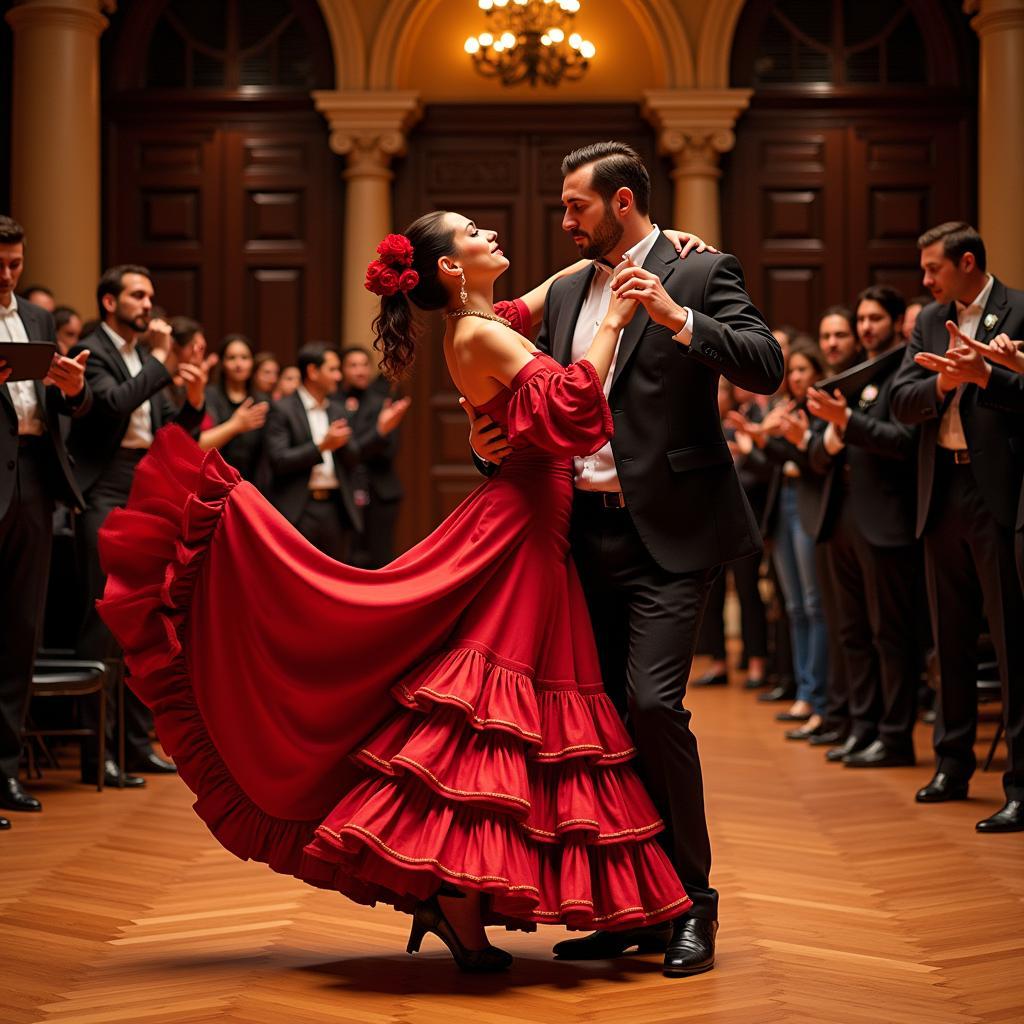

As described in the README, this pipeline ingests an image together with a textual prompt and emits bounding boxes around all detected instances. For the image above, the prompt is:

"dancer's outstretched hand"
[460,397,512,466]
[662,230,720,260]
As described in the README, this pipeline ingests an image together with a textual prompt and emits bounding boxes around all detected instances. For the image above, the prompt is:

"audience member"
[70,265,209,787]
[53,306,82,354]
[818,306,862,373]
[0,216,91,826]
[807,286,921,767]
[273,364,301,400]
[340,347,411,568]
[251,350,280,399]
[891,221,1024,832]
[20,284,55,314]
[264,343,362,561]
[199,333,269,481]
[903,294,931,343]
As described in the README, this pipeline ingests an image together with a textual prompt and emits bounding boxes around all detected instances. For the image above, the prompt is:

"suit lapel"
[610,233,678,391]
[553,265,596,367]
[290,392,315,444]
[91,329,132,384]
[978,278,1009,341]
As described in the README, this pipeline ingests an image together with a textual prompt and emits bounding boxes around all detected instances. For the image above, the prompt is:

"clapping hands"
[913,320,993,393]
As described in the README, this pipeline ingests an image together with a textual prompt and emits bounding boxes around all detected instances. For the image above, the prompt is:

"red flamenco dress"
[97,314,691,932]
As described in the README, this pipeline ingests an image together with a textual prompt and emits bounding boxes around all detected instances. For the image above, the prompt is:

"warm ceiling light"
[464,0,594,87]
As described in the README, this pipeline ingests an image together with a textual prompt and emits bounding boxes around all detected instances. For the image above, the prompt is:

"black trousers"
[696,550,768,663]
[818,542,850,735]
[351,498,400,569]
[570,497,719,920]
[0,440,55,778]
[924,457,1024,799]
[828,496,920,750]
[76,449,154,761]
[295,494,352,562]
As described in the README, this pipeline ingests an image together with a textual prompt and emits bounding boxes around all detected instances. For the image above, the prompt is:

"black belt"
[575,489,627,509]
[17,434,46,449]
[309,488,339,502]
[937,447,971,465]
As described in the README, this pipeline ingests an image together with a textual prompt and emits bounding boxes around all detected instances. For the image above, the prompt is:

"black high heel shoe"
[406,896,513,973]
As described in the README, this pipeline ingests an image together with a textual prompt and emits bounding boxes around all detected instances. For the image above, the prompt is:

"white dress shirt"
[570,226,694,492]
[0,295,45,436]
[298,385,340,490]
[101,322,154,449]
[938,274,994,451]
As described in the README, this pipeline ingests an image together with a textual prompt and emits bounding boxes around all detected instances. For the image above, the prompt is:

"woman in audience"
[199,333,269,481]
[252,351,280,399]
[273,364,301,400]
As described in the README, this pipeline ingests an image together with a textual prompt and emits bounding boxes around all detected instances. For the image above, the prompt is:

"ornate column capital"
[967,0,1024,38]
[6,0,110,36]
[642,88,753,178]
[312,90,422,180]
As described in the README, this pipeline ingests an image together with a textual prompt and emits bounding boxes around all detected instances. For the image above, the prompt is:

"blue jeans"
[772,482,828,715]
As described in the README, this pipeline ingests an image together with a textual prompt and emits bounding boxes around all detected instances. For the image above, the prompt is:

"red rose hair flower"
[364,233,418,296]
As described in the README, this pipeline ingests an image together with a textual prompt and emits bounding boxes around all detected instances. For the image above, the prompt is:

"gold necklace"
[444,308,511,327]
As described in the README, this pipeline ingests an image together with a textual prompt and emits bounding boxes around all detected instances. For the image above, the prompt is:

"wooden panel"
[762,267,824,331]
[870,188,928,242]
[139,141,203,172]
[149,267,200,319]
[762,190,822,243]
[246,268,302,352]
[142,190,199,241]
[246,191,303,241]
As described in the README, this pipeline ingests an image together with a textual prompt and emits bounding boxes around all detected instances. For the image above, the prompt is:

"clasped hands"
[912,320,1023,394]
[726,401,812,450]
[146,318,217,406]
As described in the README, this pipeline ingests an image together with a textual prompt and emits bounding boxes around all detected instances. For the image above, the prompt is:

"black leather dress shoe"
[975,800,1024,833]
[743,676,768,690]
[125,750,177,774]
[843,739,915,768]
[775,710,811,723]
[552,923,671,960]
[808,728,845,747]
[785,722,825,740]
[825,734,871,763]
[0,815,10,830]
[0,776,42,812]
[915,772,969,803]
[663,917,718,977]
[80,759,147,788]
[692,671,728,688]
[758,684,795,703]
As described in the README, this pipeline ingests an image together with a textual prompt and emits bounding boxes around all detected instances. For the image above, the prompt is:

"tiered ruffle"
[98,426,691,931]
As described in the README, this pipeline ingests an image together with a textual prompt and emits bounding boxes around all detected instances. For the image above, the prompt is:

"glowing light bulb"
[569,32,582,48]
[465,36,481,54]
[541,34,552,45]
[501,31,516,47]
[564,0,581,10]
[494,0,509,7]
[579,40,596,59]
[548,28,564,43]
[493,40,505,52]
[479,32,494,46]
[478,0,493,9]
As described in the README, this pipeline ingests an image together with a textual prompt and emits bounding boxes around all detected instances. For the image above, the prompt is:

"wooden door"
[106,114,341,357]
[391,105,671,551]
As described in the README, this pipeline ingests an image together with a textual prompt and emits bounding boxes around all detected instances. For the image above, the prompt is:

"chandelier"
[464,0,596,88]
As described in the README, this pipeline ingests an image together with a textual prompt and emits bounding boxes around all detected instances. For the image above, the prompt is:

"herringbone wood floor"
[3,660,1022,1024]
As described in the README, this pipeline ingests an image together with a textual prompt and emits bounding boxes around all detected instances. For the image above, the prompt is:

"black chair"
[22,657,125,790]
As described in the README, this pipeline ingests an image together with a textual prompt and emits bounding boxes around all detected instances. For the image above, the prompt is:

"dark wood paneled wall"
[390,105,671,551]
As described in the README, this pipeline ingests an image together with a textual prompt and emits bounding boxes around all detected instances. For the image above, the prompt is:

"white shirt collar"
[101,320,138,353]
[298,385,328,412]
[593,224,661,277]
[0,294,18,316]
[956,274,994,315]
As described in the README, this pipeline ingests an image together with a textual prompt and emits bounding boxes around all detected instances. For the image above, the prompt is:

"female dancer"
[98,218,709,972]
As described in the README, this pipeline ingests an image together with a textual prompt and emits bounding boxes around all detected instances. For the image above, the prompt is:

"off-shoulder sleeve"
[493,298,531,335]
[505,359,614,457]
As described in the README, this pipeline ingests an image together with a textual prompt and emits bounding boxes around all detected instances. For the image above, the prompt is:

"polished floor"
[3,659,1022,1024]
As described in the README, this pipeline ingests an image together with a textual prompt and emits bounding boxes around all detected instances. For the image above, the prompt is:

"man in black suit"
[0,216,92,826]
[264,343,362,560]
[339,347,410,568]
[473,143,782,973]
[70,264,209,786]
[891,222,1024,833]
[807,286,920,768]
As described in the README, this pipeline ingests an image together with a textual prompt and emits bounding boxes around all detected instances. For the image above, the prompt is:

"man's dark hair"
[856,285,906,323]
[96,263,152,317]
[171,316,203,348]
[53,305,79,330]
[561,141,651,216]
[820,305,854,328]
[909,294,932,308]
[296,341,338,382]
[340,346,370,362]
[22,283,53,301]
[917,221,986,273]
[0,216,25,244]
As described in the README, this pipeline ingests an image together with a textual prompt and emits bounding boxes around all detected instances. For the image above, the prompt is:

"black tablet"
[0,341,57,382]
[814,345,905,401]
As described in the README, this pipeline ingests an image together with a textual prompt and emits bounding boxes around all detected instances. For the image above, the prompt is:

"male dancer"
[469,142,782,974]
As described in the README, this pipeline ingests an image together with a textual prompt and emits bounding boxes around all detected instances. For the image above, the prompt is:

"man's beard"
[575,202,624,261]
[863,328,896,355]
[116,308,148,334]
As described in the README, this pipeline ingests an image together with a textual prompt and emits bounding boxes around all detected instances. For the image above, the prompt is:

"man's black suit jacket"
[890,277,1024,536]
[263,391,362,531]
[344,387,404,504]
[68,328,205,494]
[536,233,783,574]
[808,357,917,547]
[0,299,90,517]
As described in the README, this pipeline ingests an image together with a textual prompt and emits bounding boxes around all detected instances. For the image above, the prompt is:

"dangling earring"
[459,270,468,306]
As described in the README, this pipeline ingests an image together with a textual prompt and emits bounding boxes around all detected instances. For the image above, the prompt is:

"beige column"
[6,0,109,315]
[642,90,753,248]
[313,91,422,349]
[969,0,1024,288]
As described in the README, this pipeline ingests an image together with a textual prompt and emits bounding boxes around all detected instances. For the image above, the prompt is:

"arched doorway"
[102,0,342,357]
[723,0,977,331]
